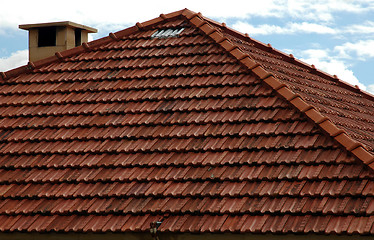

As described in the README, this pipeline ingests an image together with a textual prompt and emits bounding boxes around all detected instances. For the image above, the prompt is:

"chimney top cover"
[19,21,97,33]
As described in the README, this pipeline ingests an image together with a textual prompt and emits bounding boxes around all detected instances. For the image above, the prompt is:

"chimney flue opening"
[75,28,82,47]
[38,26,57,47]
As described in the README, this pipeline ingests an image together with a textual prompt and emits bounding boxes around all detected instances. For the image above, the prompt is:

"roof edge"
[180,9,374,169]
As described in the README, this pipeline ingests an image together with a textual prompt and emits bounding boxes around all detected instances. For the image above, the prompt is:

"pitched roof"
[0,9,374,235]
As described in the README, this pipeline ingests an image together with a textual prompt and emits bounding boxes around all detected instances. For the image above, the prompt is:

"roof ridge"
[201,17,374,103]
[180,9,374,170]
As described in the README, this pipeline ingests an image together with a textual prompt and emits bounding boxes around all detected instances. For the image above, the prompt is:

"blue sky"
[1,0,373,93]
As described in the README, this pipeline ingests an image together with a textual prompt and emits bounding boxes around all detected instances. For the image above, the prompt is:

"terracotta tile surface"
[0,9,374,236]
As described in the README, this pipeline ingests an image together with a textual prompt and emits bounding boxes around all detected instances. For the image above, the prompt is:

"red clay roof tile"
[0,8,373,237]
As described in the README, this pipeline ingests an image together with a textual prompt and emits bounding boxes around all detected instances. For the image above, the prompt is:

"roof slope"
[0,9,374,235]
[211,20,374,157]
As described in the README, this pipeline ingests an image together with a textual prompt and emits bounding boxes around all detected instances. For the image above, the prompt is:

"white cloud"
[0,0,285,33]
[287,1,334,22]
[335,40,374,60]
[232,21,336,35]
[300,49,330,59]
[232,19,374,37]
[344,21,374,34]
[1,0,372,34]
[299,49,367,90]
[286,0,374,22]
[304,57,366,90]
[193,0,286,19]
[289,22,336,34]
[232,22,282,35]
[0,50,28,72]
[368,84,374,94]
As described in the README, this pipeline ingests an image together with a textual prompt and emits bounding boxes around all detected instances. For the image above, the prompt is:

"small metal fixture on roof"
[150,221,162,240]
[151,28,184,39]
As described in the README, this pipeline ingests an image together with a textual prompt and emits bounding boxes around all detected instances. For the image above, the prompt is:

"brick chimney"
[19,21,97,62]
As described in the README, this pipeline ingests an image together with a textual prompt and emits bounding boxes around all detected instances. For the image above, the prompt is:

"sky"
[0,0,373,93]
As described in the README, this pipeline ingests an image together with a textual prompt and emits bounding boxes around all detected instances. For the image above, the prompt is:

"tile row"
[0,133,334,155]
[68,43,221,62]
[277,72,355,97]
[246,50,312,76]
[0,84,266,107]
[330,120,374,141]
[1,120,316,143]
[37,52,233,73]
[102,62,243,79]
[1,196,373,215]
[317,104,374,134]
[265,67,356,104]
[0,213,371,234]
[93,34,211,52]
[86,33,209,56]
[0,73,256,95]
[303,93,373,118]
[321,106,374,128]
[0,108,300,130]
[0,213,372,234]
[0,96,288,118]
[0,163,368,184]
[160,214,374,234]
[285,76,372,109]
[0,148,354,169]
[15,62,245,85]
[273,61,372,107]
[0,213,160,232]
[225,34,286,62]
[2,71,252,95]
[235,38,336,86]
[231,49,313,82]
[0,179,371,199]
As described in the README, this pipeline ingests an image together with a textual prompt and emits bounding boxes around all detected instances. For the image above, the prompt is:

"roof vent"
[19,21,97,62]
[151,28,184,39]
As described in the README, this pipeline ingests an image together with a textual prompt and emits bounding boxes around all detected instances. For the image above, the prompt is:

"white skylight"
[151,28,185,39]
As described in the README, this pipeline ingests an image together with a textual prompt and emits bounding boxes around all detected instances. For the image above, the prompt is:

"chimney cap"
[19,21,97,33]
